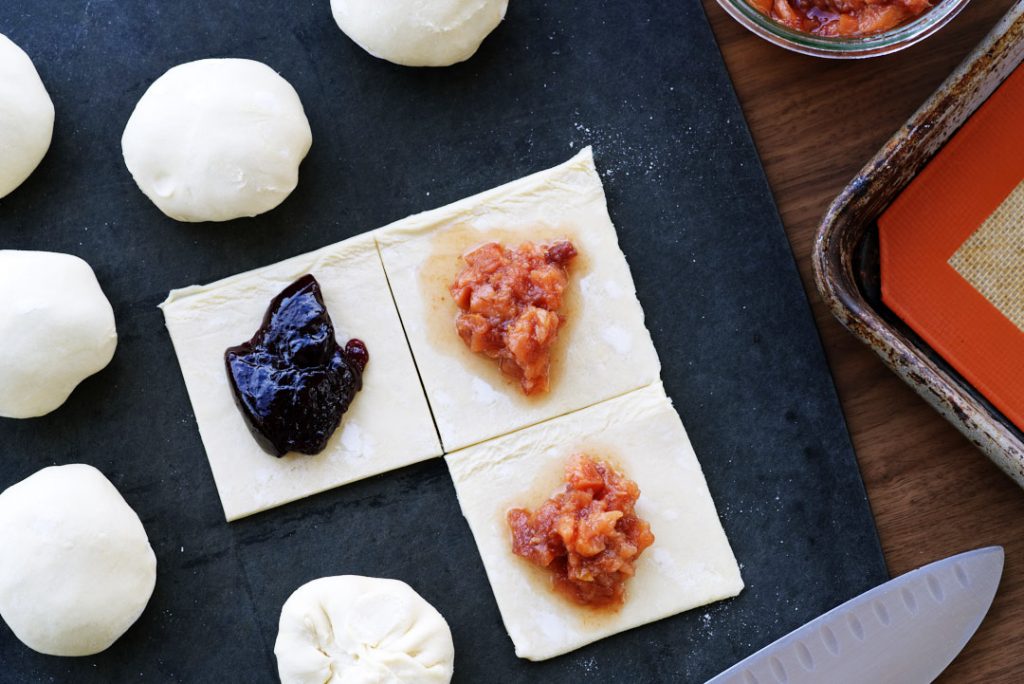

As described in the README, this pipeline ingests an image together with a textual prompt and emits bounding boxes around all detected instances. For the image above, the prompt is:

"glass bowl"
[714,0,974,58]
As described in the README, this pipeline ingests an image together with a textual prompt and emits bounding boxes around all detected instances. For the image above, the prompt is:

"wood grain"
[701,1,1024,681]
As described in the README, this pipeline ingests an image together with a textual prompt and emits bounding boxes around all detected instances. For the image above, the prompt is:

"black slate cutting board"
[0,1,887,681]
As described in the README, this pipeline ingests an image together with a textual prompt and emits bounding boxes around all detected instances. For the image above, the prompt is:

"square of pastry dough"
[376,147,661,451]
[446,382,743,661]
[161,233,441,521]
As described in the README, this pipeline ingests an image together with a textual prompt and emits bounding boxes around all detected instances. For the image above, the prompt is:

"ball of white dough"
[330,0,508,67]
[0,464,157,656]
[121,59,312,222]
[0,251,117,419]
[0,34,55,199]
[275,576,455,684]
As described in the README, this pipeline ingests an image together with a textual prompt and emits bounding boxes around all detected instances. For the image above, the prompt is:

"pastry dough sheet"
[161,233,442,521]
[446,382,744,661]
[377,147,661,451]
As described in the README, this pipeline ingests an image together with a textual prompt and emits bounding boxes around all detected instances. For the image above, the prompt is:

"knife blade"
[706,546,1004,684]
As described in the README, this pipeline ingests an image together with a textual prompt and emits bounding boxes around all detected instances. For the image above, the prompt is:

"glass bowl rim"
[714,0,974,58]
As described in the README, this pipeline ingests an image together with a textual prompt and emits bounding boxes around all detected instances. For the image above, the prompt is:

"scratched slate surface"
[0,1,887,682]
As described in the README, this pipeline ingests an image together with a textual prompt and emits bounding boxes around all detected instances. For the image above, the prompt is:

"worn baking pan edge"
[812,3,1024,486]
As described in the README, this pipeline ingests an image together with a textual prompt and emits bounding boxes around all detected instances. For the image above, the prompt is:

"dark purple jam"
[225,274,368,457]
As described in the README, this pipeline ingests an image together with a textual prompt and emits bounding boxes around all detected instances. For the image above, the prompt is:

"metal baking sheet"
[814,4,1024,486]
[0,1,886,681]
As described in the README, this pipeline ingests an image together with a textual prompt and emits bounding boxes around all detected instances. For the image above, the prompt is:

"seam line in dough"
[370,231,446,452]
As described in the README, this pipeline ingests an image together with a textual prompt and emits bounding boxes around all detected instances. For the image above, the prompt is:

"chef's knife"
[706,546,1003,684]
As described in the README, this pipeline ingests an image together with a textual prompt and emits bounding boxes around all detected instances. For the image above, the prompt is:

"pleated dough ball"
[275,576,454,683]
[0,33,55,199]
[0,250,117,419]
[121,59,312,222]
[330,0,508,67]
[0,464,157,657]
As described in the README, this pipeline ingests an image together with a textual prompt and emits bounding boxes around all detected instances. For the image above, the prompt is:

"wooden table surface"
[701,1,1024,681]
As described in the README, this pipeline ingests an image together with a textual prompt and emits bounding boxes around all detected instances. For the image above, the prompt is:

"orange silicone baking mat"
[879,64,1024,431]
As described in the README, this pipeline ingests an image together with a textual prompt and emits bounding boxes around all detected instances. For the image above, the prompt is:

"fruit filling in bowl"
[749,0,933,36]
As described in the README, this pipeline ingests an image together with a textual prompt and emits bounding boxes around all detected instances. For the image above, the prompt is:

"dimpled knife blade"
[706,547,1004,684]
